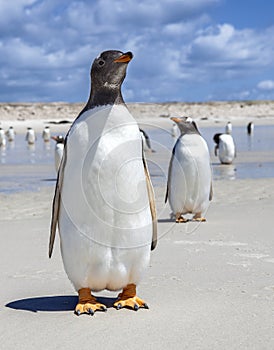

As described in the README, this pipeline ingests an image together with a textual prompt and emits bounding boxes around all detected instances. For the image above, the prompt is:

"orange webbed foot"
[75,288,107,316]
[113,284,149,311]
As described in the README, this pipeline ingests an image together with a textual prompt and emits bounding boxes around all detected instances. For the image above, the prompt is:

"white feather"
[218,134,235,164]
[168,134,211,216]
[59,105,152,292]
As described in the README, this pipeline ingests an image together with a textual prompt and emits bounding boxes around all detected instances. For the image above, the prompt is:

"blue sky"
[1,0,274,103]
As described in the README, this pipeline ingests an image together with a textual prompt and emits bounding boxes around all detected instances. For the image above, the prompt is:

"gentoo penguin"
[225,121,232,134]
[25,127,36,144]
[42,126,51,142]
[247,121,254,135]
[139,128,155,152]
[165,117,212,223]
[49,50,157,315]
[213,133,236,164]
[171,123,178,137]
[5,126,15,142]
[51,135,65,172]
[0,128,6,147]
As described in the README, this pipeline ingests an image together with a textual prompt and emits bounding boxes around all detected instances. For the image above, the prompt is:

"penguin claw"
[88,308,94,316]
[134,304,139,311]
[75,310,81,316]
[116,303,122,310]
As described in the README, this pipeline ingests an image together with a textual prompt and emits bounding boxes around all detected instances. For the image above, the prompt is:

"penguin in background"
[5,126,15,142]
[25,127,36,145]
[165,117,212,223]
[0,128,6,147]
[213,133,236,164]
[139,128,155,152]
[247,121,254,135]
[49,50,157,316]
[51,135,65,172]
[42,126,51,142]
[225,121,232,134]
[171,123,179,138]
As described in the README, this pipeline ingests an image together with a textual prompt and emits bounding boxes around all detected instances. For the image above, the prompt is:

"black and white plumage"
[225,121,232,134]
[0,128,6,147]
[42,126,51,142]
[139,128,155,152]
[213,133,236,164]
[247,122,254,135]
[165,117,212,223]
[5,126,15,142]
[25,127,36,144]
[51,135,65,172]
[49,50,157,315]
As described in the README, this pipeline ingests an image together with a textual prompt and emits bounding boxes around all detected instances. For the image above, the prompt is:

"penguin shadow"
[158,218,174,223]
[5,295,117,313]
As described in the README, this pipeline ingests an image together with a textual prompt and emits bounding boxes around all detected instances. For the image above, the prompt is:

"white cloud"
[257,80,274,91]
[0,0,274,102]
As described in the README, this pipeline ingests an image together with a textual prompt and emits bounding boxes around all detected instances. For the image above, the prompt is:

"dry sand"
[1,101,274,349]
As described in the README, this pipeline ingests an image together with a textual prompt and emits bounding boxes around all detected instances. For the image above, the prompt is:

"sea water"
[0,125,273,193]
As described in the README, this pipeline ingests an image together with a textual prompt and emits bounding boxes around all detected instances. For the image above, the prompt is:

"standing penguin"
[25,127,36,144]
[139,128,155,152]
[247,121,254,135]
[5,126,15,142]
[213,133,236,164]
[49,50,157,315]
[171,123,178,138]
[165,117,212,223]
[0,128,6,147]
[51,135,65,172]
[225,121,232,134]
[42,126,51,142]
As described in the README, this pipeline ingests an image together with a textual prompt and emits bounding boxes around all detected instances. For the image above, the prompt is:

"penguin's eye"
[98,59,105,67]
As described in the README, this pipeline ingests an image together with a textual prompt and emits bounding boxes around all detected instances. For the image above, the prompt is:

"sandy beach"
[1,101,274,349]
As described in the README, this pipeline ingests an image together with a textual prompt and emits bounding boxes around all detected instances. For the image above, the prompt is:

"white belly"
[168,134,211,215]
[59,105,152,292]
[54,144,64,172]
[219,134,235,164]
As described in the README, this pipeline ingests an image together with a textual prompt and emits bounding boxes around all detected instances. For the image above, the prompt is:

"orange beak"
[170,117,181,123]
[114,52,133,63]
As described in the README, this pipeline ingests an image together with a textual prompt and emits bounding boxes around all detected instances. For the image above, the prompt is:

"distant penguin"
[51,135,65,171]
[42,126,51,142]
[5,126,15,142]
[139,128,155,152]
[225,121,232,134]
[213,133,236,164]
[165,117,213,223]
[26,127,36,145]
[49,50,157,315]
[171,123,178,137]
[0,128,6,147]
[247,121,254,135]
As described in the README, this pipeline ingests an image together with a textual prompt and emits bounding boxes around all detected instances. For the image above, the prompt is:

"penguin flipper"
[142,149,157,251]
[209,181,213,201]
[165,146,175,203]
[49,143,66,258]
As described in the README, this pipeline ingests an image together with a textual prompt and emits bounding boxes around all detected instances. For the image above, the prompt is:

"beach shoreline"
[1,101,274,134]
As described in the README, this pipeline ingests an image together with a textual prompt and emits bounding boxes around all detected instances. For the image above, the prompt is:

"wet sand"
[1,102,274,349]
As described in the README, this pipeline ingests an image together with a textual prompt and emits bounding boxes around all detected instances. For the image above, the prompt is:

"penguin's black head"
[51,135,64,143]
[170,116,200,135]
[91,50,133,89]
[213,133,222,145]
